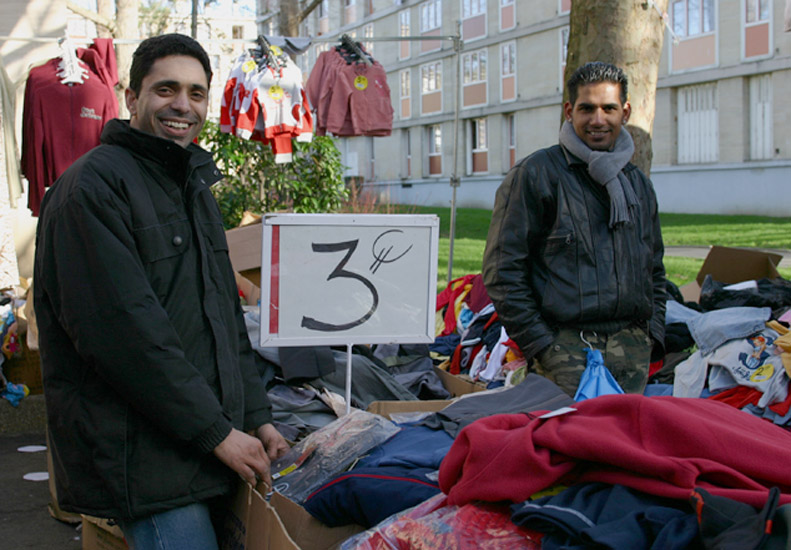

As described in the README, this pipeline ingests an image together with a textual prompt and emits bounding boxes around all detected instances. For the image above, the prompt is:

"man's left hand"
[255,423,289,461]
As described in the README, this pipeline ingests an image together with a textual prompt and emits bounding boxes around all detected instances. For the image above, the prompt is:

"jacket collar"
[100,119,222,187]
[559,143,586,167]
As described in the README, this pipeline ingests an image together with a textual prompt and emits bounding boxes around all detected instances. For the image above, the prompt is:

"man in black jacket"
[34,34,288,549]
[482,62,666,397]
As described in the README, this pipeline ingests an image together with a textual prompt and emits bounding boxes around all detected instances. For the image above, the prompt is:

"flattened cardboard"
[366,399,451,419]
[226,222,263,288]
[268,490,364,550]
[679,246,783,303]
[81,516,127,550]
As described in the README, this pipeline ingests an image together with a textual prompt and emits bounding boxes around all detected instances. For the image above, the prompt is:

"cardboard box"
[226,222,263,288]
[679,246,783,303]
[81,516,127,550]
[2,338,43,395]
[220,482,300,550]
[268,490,363,550]
[366,398,451,420]
[432,364,488,397]
[235,272,261,307]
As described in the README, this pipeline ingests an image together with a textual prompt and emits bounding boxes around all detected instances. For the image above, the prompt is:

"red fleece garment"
[439,394,791,509]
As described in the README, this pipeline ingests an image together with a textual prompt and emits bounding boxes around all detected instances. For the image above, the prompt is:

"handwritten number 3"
[301,240,379,332]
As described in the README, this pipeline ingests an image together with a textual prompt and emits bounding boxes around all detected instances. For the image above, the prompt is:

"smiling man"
[482,61,666,397]
[34,34,288,550]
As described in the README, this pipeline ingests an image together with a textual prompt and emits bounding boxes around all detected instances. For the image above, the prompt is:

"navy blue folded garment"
[511,482,702,550]
[303,466,441,528]
[355,424,453,470]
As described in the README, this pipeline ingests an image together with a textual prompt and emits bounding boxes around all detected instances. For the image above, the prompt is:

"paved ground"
[0,430,82,549]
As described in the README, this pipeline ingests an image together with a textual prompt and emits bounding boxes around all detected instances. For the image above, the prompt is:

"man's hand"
[255,423,289,462]
[212,428,271,487]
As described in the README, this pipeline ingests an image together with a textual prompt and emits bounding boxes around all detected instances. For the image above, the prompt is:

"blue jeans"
[119,502,219,550]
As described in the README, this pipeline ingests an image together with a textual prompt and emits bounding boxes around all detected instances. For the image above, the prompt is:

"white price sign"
[259,213,439,347]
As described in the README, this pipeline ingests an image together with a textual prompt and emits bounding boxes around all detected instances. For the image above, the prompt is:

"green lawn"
[405,206,791,288]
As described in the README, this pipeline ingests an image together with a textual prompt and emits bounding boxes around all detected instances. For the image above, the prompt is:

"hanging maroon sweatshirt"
[22,40,118,215]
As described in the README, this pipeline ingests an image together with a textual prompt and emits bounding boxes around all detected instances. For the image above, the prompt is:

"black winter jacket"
[482,144,666,360]
[34,120,273,520]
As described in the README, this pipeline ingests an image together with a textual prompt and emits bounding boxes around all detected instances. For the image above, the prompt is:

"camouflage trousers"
[534,324,652,397]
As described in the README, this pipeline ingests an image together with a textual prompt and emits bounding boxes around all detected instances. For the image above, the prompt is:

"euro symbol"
[370,229,413,274]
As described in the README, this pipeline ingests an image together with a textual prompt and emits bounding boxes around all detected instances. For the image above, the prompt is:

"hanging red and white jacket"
[219,48,312,164]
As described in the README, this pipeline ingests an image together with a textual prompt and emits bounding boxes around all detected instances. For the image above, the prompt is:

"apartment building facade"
[289,0,791,215]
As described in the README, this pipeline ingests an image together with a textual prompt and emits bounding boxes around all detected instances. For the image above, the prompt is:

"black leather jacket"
[482,144,666,360]
[34,120,273,519]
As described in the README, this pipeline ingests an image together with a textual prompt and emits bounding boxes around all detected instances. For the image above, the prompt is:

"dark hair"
[567,61,628,106]
[128,33,213,95]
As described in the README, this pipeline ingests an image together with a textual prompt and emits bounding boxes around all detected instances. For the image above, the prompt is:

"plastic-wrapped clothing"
[340,492,542,550]
[271,410,400,504]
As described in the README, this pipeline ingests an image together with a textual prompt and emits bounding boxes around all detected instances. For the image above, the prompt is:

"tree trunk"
[96,0,115,38]
[563,0,668,176]
[115,0,139,118]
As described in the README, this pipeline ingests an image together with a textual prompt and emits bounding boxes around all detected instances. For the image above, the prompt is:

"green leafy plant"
[199,121,349,228]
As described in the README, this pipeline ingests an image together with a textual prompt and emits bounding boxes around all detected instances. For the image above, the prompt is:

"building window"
[749,74,772,160]
[462,0,485,18]
[462,49,487,107]
[399,9,410,59]
[469,118,488,174]
[345,0,355,6]
[505,113,516,169]
[319,0,329,17]
[560,27,569,91]
[232,25,243,39]
[421,61,443,114]
[428,125,442,175]
[501,41,516,102]
[559,0,571,14]
[400,69,411,119]
[500,0,515,30]
[501,42,515,77]
[421,62,442,93]
[421,0,441,31]
[363,23,374,55]
[672,0,715,37]
[402,129,412,177]
[677,83,718,163]
[463,50,487,85]
[746,0,770,22]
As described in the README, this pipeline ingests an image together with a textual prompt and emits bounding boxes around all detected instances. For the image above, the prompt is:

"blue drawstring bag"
[573,348,624,402]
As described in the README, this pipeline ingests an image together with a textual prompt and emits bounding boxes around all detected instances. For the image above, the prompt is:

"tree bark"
[563,0,668,176]
[115,0,139,118]
[96,0,115,38]
[277,0,323,37]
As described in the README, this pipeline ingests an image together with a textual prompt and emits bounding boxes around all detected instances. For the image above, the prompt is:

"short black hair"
[567,61,628,106]
[129,33,213,95]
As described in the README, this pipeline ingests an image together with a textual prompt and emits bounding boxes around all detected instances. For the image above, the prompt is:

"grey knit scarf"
[558,121,637,228]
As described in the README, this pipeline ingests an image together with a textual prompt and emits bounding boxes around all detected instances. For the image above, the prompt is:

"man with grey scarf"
[482,62,666,397]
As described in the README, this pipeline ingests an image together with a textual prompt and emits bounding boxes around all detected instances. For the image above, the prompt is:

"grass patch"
[409,206,791,289]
